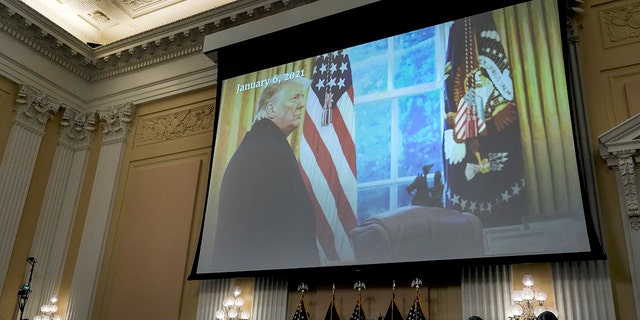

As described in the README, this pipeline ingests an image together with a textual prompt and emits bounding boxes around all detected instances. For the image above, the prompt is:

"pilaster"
[65,102,135,320]
[0,84,61,290]
[22,107,97,318]
[599,112,640,318]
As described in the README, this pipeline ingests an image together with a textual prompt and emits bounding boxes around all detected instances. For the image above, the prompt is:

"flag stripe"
[300,125,355,261]
[299,164,340,260]
[303,97,357,228]
[330,92,356,175]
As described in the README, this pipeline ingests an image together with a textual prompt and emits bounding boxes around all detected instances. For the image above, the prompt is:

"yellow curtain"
[493,0,582,216]
[208,58,315,216]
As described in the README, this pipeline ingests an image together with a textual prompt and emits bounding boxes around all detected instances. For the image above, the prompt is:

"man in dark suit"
[212,77,320,273]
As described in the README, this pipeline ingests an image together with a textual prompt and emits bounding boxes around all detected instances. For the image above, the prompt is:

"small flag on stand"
[324,284,341,320]
[350,281,367,320]
[406,278,427,320]
[292,283,312,320]
[384,281,405,320]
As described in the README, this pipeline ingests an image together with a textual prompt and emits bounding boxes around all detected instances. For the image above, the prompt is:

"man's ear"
[265,103,276,119]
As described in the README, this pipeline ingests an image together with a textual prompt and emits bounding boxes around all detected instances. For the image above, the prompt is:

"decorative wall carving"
[619,154,640,230]
[600,1,640,47]
[136,104,215,145]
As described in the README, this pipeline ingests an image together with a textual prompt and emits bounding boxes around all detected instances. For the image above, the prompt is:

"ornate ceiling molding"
[0,0,316,82]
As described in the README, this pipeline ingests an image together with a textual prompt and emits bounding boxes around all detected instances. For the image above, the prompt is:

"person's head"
[254,77,310,136]
[536,311,558,320]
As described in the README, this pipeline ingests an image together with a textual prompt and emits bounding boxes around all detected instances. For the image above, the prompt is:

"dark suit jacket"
[212,119,320,273]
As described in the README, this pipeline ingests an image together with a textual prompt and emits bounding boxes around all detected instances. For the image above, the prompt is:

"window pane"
[357,187,390,221]
[393,27,437,87]
[397,91,443,178]
[355,100,391,183]
[349,39,389,95]
[397,182,413,207]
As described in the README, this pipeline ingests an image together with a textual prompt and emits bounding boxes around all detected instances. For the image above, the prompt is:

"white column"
[461,265,512,320]
[552,260,615,319]
[0,84,61,290]
[64,103,135,320]
[21,108,97,319]
[252,277,288,320]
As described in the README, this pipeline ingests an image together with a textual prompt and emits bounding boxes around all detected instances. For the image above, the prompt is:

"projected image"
[195,0,593,276]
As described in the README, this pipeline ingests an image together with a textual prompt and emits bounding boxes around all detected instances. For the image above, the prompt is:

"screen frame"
[189,0,606,281]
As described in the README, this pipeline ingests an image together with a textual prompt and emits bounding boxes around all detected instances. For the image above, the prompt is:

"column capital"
[60,107,98,149]
[98,102,136,144]
[14,84,63,134]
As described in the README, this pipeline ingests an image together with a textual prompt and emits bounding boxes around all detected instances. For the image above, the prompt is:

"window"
[350,23,450,222]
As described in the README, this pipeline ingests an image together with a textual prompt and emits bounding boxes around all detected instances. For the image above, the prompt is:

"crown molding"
[0,0,317,82]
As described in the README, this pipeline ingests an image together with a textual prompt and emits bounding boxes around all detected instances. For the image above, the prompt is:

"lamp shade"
[223,297,234,307]
[534,306,547,316]
[512,289,523,302]
[535,290,547,302]
[511,304,523,316]
[522,274,535,287]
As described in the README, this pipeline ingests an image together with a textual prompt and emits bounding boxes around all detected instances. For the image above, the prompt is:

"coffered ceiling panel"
[19,0,238,45]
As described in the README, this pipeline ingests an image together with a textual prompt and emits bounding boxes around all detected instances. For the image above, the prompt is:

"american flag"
[292,297,312,320]
[300,49,357,263]
[349,299,366,320]
[405,297,427,320]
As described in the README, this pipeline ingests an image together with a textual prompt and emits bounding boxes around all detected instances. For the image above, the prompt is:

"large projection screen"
[191,0,604,280]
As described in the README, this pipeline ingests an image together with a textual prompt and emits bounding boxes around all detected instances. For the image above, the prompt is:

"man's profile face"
[271,82,307,136]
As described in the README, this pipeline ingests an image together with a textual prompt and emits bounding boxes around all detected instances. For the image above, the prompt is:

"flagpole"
[412,278,421,316]
[352,281,366,320]
[292,283,310,320]
[409,278,426,320]
[332,283,335,301]
[392,280,396,299]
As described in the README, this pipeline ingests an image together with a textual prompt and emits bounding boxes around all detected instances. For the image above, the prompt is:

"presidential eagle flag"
[292,295,312,320]
[300,50,357,264]
[442,11,526,228]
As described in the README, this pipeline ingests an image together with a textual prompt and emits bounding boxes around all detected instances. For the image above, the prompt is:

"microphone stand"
[17,257,37,320]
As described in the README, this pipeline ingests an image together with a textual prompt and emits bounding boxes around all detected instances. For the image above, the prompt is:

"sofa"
[349,205,485,264]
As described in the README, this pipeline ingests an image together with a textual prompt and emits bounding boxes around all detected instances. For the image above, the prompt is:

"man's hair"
[253,77,310,123]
